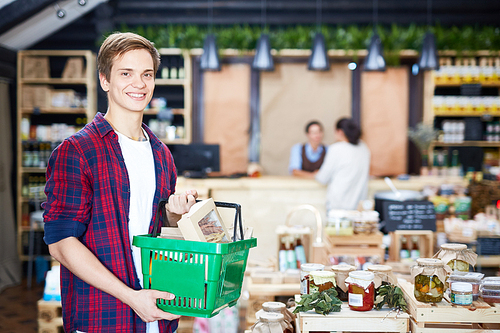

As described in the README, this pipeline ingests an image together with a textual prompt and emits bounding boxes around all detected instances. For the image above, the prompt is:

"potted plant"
[408,123,439,176]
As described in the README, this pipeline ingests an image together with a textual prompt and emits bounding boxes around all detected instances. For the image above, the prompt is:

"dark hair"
[305,120,323,134]
[97,32,161,81]
[336,118,361,145]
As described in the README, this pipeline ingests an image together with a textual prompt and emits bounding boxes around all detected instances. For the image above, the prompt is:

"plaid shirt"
[43,113,178,333]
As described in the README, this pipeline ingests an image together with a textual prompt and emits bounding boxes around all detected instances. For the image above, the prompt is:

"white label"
[348,293,363,307]
[300,278,308,295]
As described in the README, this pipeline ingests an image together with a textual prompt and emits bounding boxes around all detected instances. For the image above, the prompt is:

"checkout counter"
[176,175,468,263]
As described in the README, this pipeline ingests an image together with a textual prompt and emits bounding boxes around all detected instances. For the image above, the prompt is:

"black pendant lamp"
[200,0,221,71]
[308,0,330,71]
[252,0,274,71]
[363,0,386,72]
[418,0,439,71]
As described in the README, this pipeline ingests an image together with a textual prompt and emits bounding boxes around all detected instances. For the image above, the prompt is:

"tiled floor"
[0,279,44,333]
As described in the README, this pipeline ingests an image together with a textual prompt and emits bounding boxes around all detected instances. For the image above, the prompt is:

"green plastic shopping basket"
[132,199,257,318]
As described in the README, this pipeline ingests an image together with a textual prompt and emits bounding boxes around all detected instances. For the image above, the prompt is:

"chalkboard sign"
[383,201,436,232]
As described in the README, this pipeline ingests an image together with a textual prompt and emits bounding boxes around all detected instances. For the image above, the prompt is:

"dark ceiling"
[1,0,499,51]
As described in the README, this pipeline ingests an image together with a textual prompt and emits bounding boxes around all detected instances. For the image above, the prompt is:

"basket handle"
[151,198,245,242]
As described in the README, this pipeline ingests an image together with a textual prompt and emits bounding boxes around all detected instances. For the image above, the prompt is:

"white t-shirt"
[315,140,370,211]
[117,130,158,333]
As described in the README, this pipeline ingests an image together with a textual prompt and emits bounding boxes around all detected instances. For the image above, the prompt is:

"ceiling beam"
[0,0,57,33]
[0,0,108,50]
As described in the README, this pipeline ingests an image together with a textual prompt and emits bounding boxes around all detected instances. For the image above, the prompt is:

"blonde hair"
[97,32,160,81]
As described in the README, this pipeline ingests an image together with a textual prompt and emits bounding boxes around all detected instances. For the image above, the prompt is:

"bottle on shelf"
[161,57,170,79]
[450,150,460,177]
[279,237,287,272]
[286,237,297,270]
[431,152,440,176]
[294,236,307,268]
[178,57,185,79]
[439,150,449,177]
[410,236,421,260]
[170,57,178,79]
[400,236,410,262]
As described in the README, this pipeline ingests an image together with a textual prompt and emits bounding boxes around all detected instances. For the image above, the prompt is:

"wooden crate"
[296,303,409,333]
[389,230,434,262]
[38,299,63,333]
[399,280,500,333]
[176,316,195,333]
[312,232,385,265]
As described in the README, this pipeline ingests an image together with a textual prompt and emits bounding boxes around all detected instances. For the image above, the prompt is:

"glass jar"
[367,264,395,290]
[300,263,324,295]
[325,210,354,236]
[256,302,295,333]
[331,264,356,301]
[251,312,290,333]
[345,271,375,311]
[309,270,336,293]
[411,258,448,303]
[434,243,477,272]
[450,282,473,305]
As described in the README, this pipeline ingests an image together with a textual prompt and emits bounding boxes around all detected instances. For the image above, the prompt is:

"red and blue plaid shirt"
[43,112,178,333]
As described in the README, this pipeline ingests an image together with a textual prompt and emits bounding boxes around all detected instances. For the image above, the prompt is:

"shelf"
[434,81,500,87]
[155,78,187,86]
[22,167,47,173]
[20,78,88,85]
[21,107,88,114]
[432,141,500,147]
[143,108,184,116]
[161,138,189,145]
[434,111,500,117]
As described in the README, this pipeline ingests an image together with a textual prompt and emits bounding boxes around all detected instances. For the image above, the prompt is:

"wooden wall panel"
[260,63,352,176]
[203,64,251,175]
[361,67,409,176]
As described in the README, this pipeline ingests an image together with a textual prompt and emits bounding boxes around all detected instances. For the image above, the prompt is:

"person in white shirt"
[315,118,371,211]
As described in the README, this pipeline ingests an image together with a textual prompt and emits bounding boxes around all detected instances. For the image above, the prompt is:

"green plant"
[374,284,408,312]
[293,288,342,315]
[408,123,439,155]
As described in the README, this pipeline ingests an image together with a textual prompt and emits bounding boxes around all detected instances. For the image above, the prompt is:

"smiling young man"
[43,32,197,333]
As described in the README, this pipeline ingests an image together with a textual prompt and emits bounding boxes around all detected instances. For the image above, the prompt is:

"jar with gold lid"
[309,270,336,293]
[330,264,356,301]
[411,258,450,303]
[367,264,396,290]
[434,243,477,272]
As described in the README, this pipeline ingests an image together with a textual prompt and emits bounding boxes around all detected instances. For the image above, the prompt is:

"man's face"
[99,49,155,114]
[307,124,324,146]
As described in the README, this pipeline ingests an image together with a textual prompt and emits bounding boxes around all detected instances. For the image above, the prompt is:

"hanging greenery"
[104,24,500,66]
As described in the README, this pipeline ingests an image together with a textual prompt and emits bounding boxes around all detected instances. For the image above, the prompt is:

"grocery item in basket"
[411,258,450,303]
[300,263,324,295]
[434,243,477,272]
[176,198,230,243]
[345,270,375,311]
[330,264,356,301]
[450,282,473,305]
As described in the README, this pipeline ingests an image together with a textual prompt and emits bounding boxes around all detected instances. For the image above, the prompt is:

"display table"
[296,303,409,333]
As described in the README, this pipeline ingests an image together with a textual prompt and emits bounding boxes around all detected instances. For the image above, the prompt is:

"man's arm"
[49,237,180,322]
[292,169,318,179]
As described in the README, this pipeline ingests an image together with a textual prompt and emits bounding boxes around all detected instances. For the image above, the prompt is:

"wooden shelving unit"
[16,50,97,261]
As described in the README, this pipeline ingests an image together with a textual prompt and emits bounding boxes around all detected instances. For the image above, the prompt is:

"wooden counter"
[175,175,468,263]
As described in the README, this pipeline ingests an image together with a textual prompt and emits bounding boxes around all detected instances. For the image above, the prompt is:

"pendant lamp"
[308,0,329,71]
[252,0,274,71]
[363,0,386,72]
[364,33,386,71]
[418,0,439,70]
[200,0,221,71]
[200,34,221,71]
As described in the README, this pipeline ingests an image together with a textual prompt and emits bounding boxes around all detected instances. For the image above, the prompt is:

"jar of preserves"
[411,258,449,303]
[255,302,295,333]
[345,271,375,311]
[251,312,290,333]
[309,270,336,293]
[367,265,395,290]
[330,264,356,301]
[434,243,477,272]
[300,263,324,295]
[450,282,473,305]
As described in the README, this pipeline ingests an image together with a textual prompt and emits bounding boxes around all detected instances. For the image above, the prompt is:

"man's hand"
[127,289,181,322]
[165,189,198,223]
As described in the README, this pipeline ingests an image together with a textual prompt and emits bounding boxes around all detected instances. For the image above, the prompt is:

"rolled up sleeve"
[43,140,92,244]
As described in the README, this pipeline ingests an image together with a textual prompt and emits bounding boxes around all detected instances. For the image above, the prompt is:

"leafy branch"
[374,285,408,312]
[293,288,342,315]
